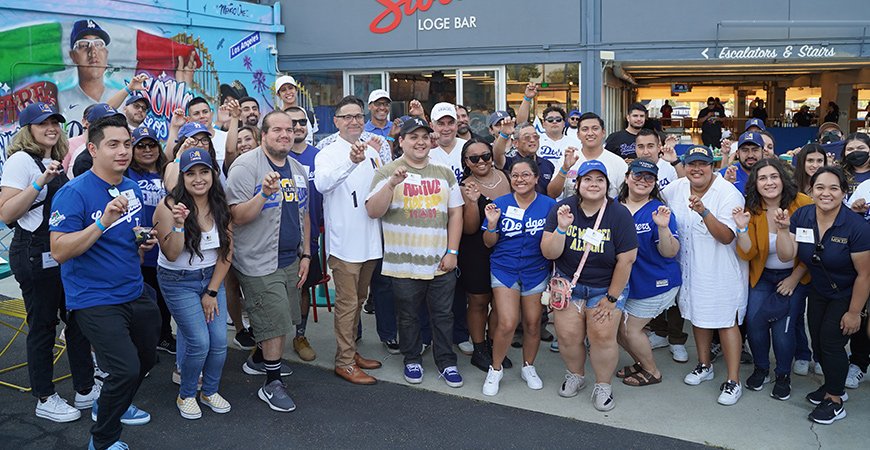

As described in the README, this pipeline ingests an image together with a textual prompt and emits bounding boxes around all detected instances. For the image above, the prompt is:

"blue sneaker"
[550,339,559,352]
[91,399,151,425]
[89,437,128,450]
[439,366,463,388]
[404,364,423,384]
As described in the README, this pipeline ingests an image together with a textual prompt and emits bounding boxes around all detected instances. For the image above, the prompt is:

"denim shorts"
[569,283,629,313]
[490,273,548,296]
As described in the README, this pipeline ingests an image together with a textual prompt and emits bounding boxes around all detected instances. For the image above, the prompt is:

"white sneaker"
[558,371,585,397]
[591,383,615,411]
[793,359,810,376]
[74,384,101,409]
[521,363,543,390]
[684,363,714,385]
[845,364,866,389]
[670,344,689,363]
[457,340,474,355]
[717,380,742,405]
[482,365,503,396]
[648,333,669,350]
[35,393,81,422]
[814,362,824,376]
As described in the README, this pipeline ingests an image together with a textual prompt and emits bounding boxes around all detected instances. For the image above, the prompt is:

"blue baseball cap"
[125,92,151,110]
[488,110,510,128]
[576,160,608,178]
[628,158,658,176]
[738,131,764,148]
[18,102,65,126]
[132,126,159,146]
[86,103,122,123]
[568,110,581,118]
[177,121,212,142]
[683,145,714,164]
[744,118,766,131]
[70,19,111,50]
[178,148,213,172]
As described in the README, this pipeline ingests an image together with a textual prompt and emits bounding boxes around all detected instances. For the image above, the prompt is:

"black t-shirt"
[73,151,93,177]
[604,129,638,159]
[794,111,812,127]
[543,197,638,289]
[752,107,768,123]
[698,107,723,142]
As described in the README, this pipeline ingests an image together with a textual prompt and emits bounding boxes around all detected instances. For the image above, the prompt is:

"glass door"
[457,67,504,138]
[345,71,388,122]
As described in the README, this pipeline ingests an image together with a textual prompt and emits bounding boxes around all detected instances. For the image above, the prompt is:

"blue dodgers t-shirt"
[504,154,555,196]
[126,170,166,267]
[49,171,146,310]
[484,193,555,289]
[790,204,870,298]
[289,144,322,255]
[543,197,639,290]
[628,200,682,299]
[718,164,750,194]
[267,159,303,268]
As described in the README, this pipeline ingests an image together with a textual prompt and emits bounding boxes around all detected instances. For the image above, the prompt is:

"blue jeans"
[391,272,457,370]
[371,260,432,345]
[794,297,814,362]
[158,266,227,399]
[745,268,808,376]
[569,283,629,312]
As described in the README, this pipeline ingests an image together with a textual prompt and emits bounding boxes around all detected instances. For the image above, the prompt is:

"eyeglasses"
[336,114,365,123]
[630,173,657,183]
[128,103,148,112]
[510,171,534,180]
[291,118,308,127]
[372,101,390,108]
[545,117,564,123]
[465,153,492,164]
[135,142,159,150]
[186,136,211,146]
[811,242,825,265]
[107,185,120,198]
[73,38,106,52]
[519,134,539,142]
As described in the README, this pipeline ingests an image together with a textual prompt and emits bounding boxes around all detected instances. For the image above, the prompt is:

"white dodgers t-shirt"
[537,133,582,166]
[428,137,467,185]
[555,149,627,200]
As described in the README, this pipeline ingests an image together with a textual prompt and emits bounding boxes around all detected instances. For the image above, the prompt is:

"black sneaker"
[808,398,846,424]
[740,343,753,364]
[156,337,177,355]
[745,366,770,391]
[363,297,375,315]
[770,373,791,400]
[233,328,256,351]
[485,339,511,368]
[806,386,849,405]
[709,342,722,363]
[470,345,492,373]
[382,339,400,355]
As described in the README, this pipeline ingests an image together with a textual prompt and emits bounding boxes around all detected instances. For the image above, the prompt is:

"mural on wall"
[0,2,280,173]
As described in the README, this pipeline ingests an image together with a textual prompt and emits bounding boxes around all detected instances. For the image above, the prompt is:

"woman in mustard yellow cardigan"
[732,158,812,401]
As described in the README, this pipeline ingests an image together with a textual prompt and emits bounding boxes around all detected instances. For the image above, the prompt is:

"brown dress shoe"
[353,353,382,369]
[334,365,376,385]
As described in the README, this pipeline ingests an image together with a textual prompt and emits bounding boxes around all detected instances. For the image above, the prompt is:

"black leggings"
[807,289,852,396]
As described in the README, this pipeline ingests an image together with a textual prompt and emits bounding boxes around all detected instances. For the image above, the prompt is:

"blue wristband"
[125,86,133,95]
[499,131,509,139]
[555,227,567,235]
[523,96,532,102]
[737,227,748,233]
[385,136,395,142]
[260,191,270,199]
[700,208,710,218]
[32,181,43,192]
[95,219,107,232]
[446,249,459,256]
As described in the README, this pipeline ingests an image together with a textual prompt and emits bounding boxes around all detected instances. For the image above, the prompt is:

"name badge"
[405,173,422,186]
[505,206,525,220]
[42,252,58,269]
[121,189,141,210]
[294,175,307,187]
[201,231,220,250]
[581,228,604,247]
[796,228,814,244]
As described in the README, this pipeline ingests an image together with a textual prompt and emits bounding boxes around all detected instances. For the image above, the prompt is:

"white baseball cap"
[368,89,391,104]
[431,102,457,121]
[276,75,298,92]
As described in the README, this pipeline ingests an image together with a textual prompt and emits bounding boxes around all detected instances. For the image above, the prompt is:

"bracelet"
[700,208,710,218]
[499,132,509,139]
[485,227,498,233]
[446,249,459,256]
[32,181,43,192]
[260,191,270,199]
[385,136,395,142]
[559,167,569,176]
[523,96,532,102]
[556,227,567,235]
[173,226,184,233]
[95,218,107,232]
[670,159,681,167]
[737,227,749,233]
[125,86,133,95]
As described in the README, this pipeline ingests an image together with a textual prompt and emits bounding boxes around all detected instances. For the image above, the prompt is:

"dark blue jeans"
[371,260,432,344]
[746,268,808,376]
[392,272,457,370]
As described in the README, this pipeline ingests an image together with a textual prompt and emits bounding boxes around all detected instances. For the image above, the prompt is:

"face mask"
[846,150,870,167]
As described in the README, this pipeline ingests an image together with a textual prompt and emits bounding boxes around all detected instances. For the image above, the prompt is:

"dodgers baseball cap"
[682,145,714,164]
[488,111,510,128]
[744,118,766,131]
[125,92,151,110]
[178,148,214,172]
[431,102,457,121]
[177,121,212,141]
[368,89,391,104]
[576,160,608,178]
[400,117,434,136]
[568,110,581,118]
[628,158,658,176]
[70,19,111,50]
[276,75,298,92]
[132,126,159,146]
[738,131,764,148]
[86,103,123,123]
[18,102,66,126]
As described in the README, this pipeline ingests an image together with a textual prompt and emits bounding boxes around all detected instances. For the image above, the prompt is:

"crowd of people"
[3,73,870,449]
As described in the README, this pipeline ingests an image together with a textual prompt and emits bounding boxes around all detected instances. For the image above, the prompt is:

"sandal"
[622,367,662,386]
[616,362,643,379]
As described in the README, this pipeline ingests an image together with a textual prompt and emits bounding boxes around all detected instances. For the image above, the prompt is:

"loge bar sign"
[370,0,477,33]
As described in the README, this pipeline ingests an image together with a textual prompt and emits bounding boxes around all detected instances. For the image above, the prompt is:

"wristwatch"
[205,289,218,298]
[670,159,681,167]
[605,293,618,303]
[301,254,312,260]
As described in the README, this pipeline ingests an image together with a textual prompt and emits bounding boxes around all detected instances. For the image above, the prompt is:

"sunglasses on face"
[291,118,308,127]
[630,172,657,183]
[465,153,492,164]
[545,117,564,123]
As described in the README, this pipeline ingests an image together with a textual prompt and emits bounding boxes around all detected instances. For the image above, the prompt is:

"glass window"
[506,63,579,123]
[294,71,343,141]
[461,70,497,138]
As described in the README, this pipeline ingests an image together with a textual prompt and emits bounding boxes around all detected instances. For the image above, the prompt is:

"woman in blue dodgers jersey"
[480,157,555,396]
[614,158,680,387]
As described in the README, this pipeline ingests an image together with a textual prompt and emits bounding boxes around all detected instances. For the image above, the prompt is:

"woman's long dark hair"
[744,158,799,215]
[838,132,870,187]
[810,166,849,198]
[460,137,494,182]
[574,168,613,207]
[793,143,827,194]
[129,139,168,175]
[163,163,232,264]
[617,157,666,205]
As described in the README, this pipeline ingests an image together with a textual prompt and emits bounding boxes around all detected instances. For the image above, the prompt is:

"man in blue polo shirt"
[364,89,400,141]
[720,131,763,194]
[50,115,160,450]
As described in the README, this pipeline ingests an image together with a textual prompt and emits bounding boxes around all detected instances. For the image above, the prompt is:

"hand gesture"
[463,180,481,202]
[170,108,188,129]
[562,146,579,171]
[37,160,63,187]
[731,206,750,229]
[388,165,408,189]
[388,119,402,138]
[261,171,281,198]
[850,198,869,214]
[721,138,733,153]
[556,204,574,231]
[409,99,424,118]
[201,293,219,323]
[483,202,501,224]
[773,208,791,230]
[827,152,837,164]
[498,117,516,138]
[179,136,198,153]
[175,53,197,86]
[171,202,189,226]
[350,141,367,164]
[723,165,737,184]
[126,73,149,93]
[660,141,678,163]
[101,195,129,227]
[687,195,706,215]
[652,205,672,228]
[216,104,230,126]
[524,83,538,100]
[366,136,383,152]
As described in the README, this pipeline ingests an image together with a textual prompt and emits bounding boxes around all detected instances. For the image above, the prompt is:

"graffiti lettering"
[0,82,59,126]
[370,0,453,34]
[216,2,250,18]
[144,77,192,119]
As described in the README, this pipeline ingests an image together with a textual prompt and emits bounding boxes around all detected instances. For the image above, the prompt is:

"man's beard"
[245,115,259,126]
[457,123,469,135]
